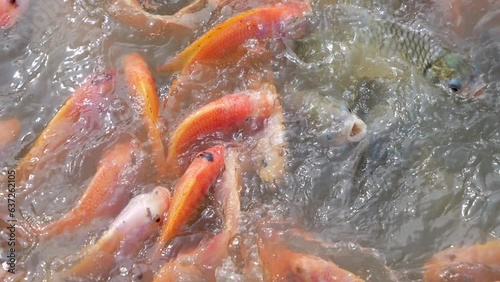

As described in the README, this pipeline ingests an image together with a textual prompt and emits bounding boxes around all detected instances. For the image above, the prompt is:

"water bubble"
[119,267,129,276]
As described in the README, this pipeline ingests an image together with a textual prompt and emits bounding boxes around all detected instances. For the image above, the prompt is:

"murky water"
[0,0,499,281]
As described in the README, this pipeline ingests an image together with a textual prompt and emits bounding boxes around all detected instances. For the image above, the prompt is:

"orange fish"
[0,0,29,28]
[32,140,136,238]
[424,239,500,282]
[105,0,214,37]
[157,1,310,74]
[257,225,365,282]
[60,187,171,280]
[124,53,166,175]
[165,90,276,178]
[153,145,225,259]
[154,149,241,281]
[16,71,116,186]
[0,118,20,149]
[153,231,233,282]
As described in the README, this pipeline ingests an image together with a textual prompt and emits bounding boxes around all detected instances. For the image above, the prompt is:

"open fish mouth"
[471,80,487,99]
[462,78,487,99]
[347,118,367,143]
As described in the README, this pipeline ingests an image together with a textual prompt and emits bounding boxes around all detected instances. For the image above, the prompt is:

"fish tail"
[157,55,188,74]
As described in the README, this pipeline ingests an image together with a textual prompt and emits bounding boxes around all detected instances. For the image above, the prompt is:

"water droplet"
[119,267,129,276]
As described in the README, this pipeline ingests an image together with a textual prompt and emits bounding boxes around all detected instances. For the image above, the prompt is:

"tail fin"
[156,55,186,74]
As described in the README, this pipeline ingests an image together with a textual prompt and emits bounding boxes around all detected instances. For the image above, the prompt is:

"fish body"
[0,118,20,149]
[34,140,135,238]
[124,53,166,175]
[424,239,500,282]
[214,147,241,234]
[62,187,171,279]
[154,149,241,282]
[105,0,213,36]
[157,1,310,73]
[252,85,287,185]
[337,4,486,98]
[257,225,365,282]
[16,71,116,186]
[165,90,276,178]
[284,91,366,146]
[0,0,29,28]
[153,231,233,282]
[154,145,225,258]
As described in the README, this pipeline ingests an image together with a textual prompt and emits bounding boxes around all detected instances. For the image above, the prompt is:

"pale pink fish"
[60,187,171,279]
[0,0,28,28]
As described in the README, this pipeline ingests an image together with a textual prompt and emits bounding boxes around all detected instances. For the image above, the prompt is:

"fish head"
[0,0,26,28]
[111,187,171,241]
[316,104,367,146]
[277,1,312,40]
[427,52,486,99]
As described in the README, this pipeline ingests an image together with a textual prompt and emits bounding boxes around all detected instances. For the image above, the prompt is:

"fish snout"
[346,118,367,143]
[459,76,487,99]
[153,186,171,207]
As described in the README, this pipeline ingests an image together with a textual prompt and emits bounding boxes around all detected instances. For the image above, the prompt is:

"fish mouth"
[464,78,487,99]
[154,186,171,204]
[347,118,367,143]
[0,13,14,28]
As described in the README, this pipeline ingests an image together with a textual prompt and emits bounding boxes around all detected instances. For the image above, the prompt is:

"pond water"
[0,0,499,281]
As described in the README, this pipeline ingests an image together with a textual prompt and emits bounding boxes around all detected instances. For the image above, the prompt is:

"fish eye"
[153,215,162,224]
[342,105,352,113]
[326,132,334,141]
[448,78,462,93]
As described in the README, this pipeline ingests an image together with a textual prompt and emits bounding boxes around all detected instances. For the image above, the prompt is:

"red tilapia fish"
[153,145,225,259]
[124,53,166,175]
[153,148,242,282]
[424,239,500,282]
[58,187,171,280]
[165,90,277,178]
[214,147,242,235]
[153,232,234,282]
[0,0,28,28]
[30,140,137,238]
[257,223,365,282]
[105,0,215,37]
[15,70,116,186]
[0,118,20,149]
[157,1,311,74]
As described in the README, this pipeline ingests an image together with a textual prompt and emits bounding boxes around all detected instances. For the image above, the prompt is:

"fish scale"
[328,4,486,98]
[369,18,446,74]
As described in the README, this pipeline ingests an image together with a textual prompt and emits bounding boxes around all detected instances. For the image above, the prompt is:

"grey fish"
[284,91,367,146]
[350,6,486,98]
[297,4,487,99]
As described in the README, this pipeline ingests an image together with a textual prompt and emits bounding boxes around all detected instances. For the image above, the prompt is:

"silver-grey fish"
[297,4,487,99]
[284,91,367,146]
